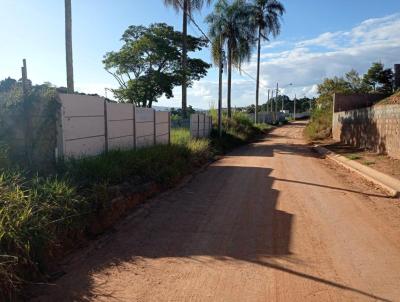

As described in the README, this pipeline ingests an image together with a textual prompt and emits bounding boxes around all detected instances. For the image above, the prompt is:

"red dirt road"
[35,122,400,302]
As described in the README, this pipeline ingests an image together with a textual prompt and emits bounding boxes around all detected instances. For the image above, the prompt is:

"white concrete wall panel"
[60,94,106,157]
[60,94,104,117]
[136,108,154,123]
[108,136,134,150]
[63,116,105,140]
[155,112,169,145]
[64,136,105,158]
[135,108,155,149]
[107,103,133,121]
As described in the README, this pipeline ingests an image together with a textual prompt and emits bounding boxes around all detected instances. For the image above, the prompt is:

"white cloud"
[78,14,400,109]
[239,13,400,104]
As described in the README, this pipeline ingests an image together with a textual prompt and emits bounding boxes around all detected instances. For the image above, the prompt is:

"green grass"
[346,154,362,160]
[363,160,375,166]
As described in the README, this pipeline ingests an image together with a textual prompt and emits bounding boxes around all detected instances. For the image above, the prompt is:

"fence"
[247,111,286,124]
[58,94,170,158]
[190,113,212,138]
[171,118,190,129]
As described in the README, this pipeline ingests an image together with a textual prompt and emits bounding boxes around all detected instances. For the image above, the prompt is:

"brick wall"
[333,104,400,159]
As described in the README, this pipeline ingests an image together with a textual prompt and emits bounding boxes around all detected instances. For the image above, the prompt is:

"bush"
[304,104,332,140]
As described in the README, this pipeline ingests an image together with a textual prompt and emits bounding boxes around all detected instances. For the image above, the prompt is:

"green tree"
[163,0,212,117]
[103,23,210,108]
[252,0,285,122]
[345,69,369,93]
[0,77,17,93]
[317,76,350,110]
[206,0,256,118]
[363,62,393,94]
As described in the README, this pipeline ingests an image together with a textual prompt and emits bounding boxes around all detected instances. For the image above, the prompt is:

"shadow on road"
[33,124,392,302]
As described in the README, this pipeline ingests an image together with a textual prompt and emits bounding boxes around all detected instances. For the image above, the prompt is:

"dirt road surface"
[34,122,400,302]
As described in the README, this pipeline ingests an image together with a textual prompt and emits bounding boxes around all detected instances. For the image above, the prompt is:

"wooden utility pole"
[293,94,296,121]
[267,89,270,113]
[65,0,74,93]
[275,83,279,122]
[21,59,32,164]
[21,59,28,95]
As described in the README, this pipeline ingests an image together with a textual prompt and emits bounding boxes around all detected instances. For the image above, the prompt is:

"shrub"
[304,103,333,140]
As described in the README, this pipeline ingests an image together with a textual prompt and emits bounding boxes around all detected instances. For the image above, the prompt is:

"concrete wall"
[333,103,400,159]
[58,94,170,158]
[190,114,212,138]
[60,94,106,157]
[333,93,387,112]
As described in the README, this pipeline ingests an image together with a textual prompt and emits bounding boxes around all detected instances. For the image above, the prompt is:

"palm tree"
[163,0,212,117]
[209,36,224,136]
[206,0,256,118]
[253,0,285,123]
[65,0,74,93]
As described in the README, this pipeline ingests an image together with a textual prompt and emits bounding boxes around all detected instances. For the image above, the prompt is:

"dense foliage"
[103,23,210,107]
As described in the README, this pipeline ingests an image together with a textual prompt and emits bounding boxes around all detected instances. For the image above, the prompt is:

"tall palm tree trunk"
[181,0,188,117]
[227,44,232,118]
[255,26,261,124]
[218,37,223,137]
[65,0,74,93]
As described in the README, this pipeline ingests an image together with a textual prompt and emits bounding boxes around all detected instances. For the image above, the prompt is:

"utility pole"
[65,0,74,93]
[293,94,296,121]
[267,89,270,113]
[275,83,279,122]
[21,59,32,164]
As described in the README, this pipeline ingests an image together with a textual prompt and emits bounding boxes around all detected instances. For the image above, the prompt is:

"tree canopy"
[363,62,393,94]
[103,23,210,107]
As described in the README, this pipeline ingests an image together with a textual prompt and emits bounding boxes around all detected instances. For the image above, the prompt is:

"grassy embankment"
[0,112,271,300]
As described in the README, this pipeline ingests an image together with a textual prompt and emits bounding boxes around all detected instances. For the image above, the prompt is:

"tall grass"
[0,170,88,300]
[304,105,332,140]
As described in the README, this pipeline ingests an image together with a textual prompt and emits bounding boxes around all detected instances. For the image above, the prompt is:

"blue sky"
[1,0,400,109]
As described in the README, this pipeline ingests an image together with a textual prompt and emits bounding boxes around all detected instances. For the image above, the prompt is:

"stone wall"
[333,104,400,159]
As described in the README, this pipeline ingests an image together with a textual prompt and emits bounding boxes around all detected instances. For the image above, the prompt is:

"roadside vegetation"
[305,62,395,140]
[0,110,271,300]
